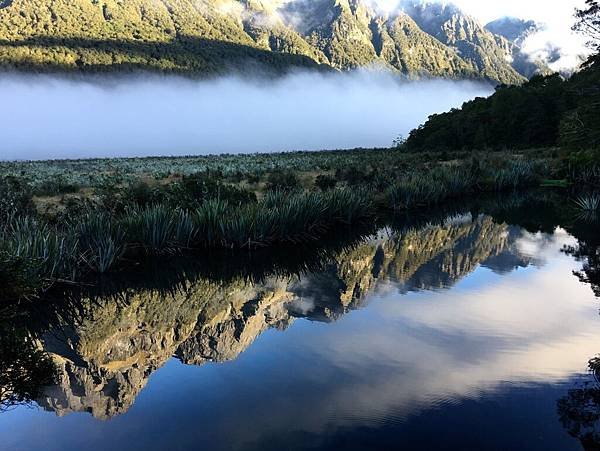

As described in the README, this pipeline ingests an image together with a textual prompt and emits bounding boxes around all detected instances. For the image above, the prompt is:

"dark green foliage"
[1,217,77,283]
[0,176,34,217]
[560,55,600,150]
[315,174,337,191]
[335,166,371,186]
[385,167,473,210]
[34,175,79,197]
[124,205,178,255]
[0,323,57,412]
[171,173,257,208]
[406,74,567,151]
[406,56,600,153]
[493,161,539,191]
[0,252,43,302]
[125,180,155,207]
[266,171,300,192]
[75,213,125,273]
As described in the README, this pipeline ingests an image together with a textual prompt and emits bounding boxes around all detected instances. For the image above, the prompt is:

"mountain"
[485,16,552,79]
[0,0,540,83]
[485,17,539,44]
[401,2,525,84]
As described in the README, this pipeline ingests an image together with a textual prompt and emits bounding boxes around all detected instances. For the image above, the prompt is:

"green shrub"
[266,170,300,192]
[315,174,337,191]
[0,176,34,218]
[34,176,80,197]
[0,251,44,302]
[75,213,125,273]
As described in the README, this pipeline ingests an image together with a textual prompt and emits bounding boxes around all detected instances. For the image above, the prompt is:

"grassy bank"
[1,147,599,303]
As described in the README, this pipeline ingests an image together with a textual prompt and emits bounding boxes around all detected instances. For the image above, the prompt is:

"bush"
[126,180,155,206]
[335,167,369,186]
[75,213,126,273]
[266,170,300,192]
[34,176,80,197]
[0,176,34,218]
[0,252,44,302]
[170,173,256,208]
[314,174,337,191]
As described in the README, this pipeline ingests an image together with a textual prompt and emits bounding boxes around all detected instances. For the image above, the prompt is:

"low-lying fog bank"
[0,71,491,160]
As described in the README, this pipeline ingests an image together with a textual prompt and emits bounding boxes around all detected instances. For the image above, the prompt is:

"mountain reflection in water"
[2,193,600,451]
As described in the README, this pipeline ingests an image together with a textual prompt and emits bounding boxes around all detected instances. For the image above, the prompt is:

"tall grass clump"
[124,205,178,255]
[0,251,44,302]
[2,216,77,282]
[194,199,230,247]
[386,167,473,211]
[190,188,375,249]
[75,212,125,273]
[493,161,539,191]
[574,193,600,212]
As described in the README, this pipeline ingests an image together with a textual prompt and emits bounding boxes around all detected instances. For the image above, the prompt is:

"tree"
[574,0,600,50]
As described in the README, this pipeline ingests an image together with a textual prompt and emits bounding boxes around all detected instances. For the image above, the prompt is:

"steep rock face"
[485,17,539,44]
[37,357,151,419]
[402,2,525,84]
[377,13,475,78]
[36,280,223,418]
[0,0,546,83]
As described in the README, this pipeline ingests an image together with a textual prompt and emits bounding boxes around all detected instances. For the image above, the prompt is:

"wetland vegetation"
[1,144,599,305]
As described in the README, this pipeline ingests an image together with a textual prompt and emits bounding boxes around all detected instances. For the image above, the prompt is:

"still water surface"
[1,199,600,450]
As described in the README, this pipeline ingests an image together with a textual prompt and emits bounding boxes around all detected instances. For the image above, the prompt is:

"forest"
[405,54,600,152]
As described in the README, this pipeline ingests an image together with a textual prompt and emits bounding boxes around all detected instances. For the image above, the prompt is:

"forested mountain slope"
[405,54,600,151]
[0,0,541,83]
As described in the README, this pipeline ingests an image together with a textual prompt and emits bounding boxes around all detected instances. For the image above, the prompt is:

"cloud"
[0,71,490,161]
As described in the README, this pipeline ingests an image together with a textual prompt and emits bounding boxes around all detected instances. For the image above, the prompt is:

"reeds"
[386,167,473,210]
[0,187,376,300]
[75,213,125,273]
[493,161,538,191]
[2,216,77,281]
[574,193,600,212]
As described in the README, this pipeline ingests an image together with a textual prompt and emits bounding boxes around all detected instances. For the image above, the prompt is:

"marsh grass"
[574,193,600,212]
[573,193,600,223]
[2,217,77,281]
[0,150,595,303]
[75,213,125,273]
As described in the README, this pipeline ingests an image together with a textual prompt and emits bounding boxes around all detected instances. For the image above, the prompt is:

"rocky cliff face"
[0,0,544,83]
[34,214,532,418]
[485,16,552,79]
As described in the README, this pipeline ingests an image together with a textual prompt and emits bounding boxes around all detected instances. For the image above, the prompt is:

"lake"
[1,193,599,450]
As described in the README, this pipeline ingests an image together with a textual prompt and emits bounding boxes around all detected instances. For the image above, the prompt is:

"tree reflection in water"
[558,358,600,451]
[0,310,57,412]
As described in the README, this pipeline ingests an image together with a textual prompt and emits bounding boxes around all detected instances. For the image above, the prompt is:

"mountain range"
[0,0,552,84]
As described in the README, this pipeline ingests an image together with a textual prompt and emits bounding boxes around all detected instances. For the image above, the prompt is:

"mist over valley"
[0,71,490,160]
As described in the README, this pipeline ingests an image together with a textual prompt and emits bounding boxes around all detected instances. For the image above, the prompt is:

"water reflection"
[558,358,600,451]
[32,214,522,419]
[1,192,600,450]
[0,312,56,412]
